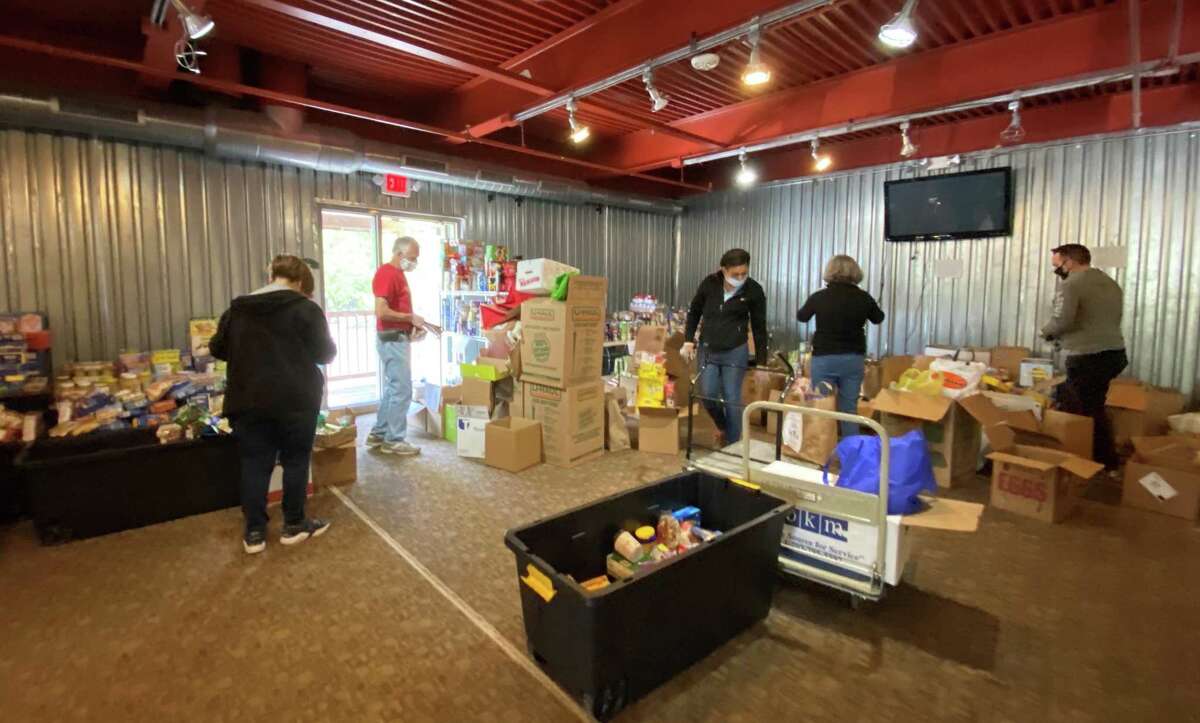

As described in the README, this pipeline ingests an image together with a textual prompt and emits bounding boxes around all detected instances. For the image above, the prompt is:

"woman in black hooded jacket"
[210,255,337,554]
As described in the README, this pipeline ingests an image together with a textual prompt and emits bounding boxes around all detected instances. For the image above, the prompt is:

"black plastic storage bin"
[504,470,790,719]
[18,431,241,543]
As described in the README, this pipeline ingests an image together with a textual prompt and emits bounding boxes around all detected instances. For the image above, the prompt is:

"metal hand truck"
[684,355,892,605]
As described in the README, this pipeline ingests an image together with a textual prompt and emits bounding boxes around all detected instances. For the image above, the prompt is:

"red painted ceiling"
[1,0,1198,196]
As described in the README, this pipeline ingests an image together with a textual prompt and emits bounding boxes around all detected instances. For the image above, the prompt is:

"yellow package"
[892,368,944,396]
[636,358,666,408]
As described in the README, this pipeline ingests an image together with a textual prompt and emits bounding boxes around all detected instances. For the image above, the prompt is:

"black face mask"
[1053,265,1069,280]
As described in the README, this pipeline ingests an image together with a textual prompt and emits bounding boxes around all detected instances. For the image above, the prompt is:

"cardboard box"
[871,389,981,488]
[510,380,525,419]
[638,406,681,455]
[1019,358,1055,388]
[461,377,494,413]
[634,325,667,355]
[987,445,1103,523]
[1122,436,1200,520]
[485,417,543,472]
[960,393,1094,460]
[1106,379,1187,446]
[768,461,983,586]
[515,258,581,296]
[519,380,604,467]
[519,276,607,389]
[990,346,1031,380]
[456,416,489,459]
[311,443,356,487]
[862,356,917,401]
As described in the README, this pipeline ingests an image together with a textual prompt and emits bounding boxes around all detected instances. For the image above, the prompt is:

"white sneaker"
[365,433,385,449]
[379,441,421,456]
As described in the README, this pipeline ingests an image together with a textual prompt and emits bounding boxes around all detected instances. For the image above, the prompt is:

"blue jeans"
[233,411,318,533]
[699,344,750,444]
[371,338,412,443]
[810,353,866,438]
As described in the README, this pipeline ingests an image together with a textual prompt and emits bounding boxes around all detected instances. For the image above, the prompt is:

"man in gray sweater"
[1041,243,1128,468]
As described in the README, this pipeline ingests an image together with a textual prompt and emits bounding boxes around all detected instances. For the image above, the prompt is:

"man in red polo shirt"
[367,236,424,456]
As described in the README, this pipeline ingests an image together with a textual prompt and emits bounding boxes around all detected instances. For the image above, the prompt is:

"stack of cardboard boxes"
[514,275,607,468]
[860,348,1102,522]
[862,346,1198,526]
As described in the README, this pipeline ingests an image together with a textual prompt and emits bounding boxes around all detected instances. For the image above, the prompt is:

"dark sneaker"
[365,433,385,449]
[243,529,267,554]
[379,440,420,456]
[280,518,331,546]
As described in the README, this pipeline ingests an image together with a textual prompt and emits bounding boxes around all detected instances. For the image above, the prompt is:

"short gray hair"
[823,254,864,285]
[392,236,418,256]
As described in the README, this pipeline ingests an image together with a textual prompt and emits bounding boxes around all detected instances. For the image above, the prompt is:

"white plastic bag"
[928,359,987,399]
[1168,413,1200,435]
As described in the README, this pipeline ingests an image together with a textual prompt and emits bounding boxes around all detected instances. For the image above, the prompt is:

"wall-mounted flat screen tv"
[884,168,1013,242]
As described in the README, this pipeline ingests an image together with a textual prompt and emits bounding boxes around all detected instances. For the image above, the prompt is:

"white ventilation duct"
[0,94,683,214]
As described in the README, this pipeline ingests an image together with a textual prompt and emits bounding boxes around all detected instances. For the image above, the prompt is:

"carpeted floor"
[2,419,1198,722]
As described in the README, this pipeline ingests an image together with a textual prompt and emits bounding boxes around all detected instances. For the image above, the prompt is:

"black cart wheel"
[582,679,627,721]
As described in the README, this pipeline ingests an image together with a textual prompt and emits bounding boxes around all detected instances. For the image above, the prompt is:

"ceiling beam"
[236,0,722,150]
[594,0,1200,171]
[0,35,710,193]
[453,0,651,94]
[695,83,1200,190]
[432,0,808,141]
[236,0,548,95]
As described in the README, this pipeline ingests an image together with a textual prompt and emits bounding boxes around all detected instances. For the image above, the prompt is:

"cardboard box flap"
[1011,444,1103,479]
[1106,379,1148,410]
[871,388,954,422]
[564,275,608,305]
[900,497,984,532]
[987,450,1058,472]
[1131,435,1200,472]
[637,406,683,420]
[1059,455,1104,479]
[634,325,667,355]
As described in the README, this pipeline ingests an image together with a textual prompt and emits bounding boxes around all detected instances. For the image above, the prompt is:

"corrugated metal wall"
[681,127,1200,400]
[0,128,675,366]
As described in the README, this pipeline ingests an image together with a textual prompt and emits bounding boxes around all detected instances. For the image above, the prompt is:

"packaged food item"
[634,525,656,544]
[614,531,644,563]
[156,424,183,444]
[580,575,610,592]
[656,513,682,548]
[690,526,720,543]
[648,543,676,563]
[672,506,701,524]
[149,399,177,415]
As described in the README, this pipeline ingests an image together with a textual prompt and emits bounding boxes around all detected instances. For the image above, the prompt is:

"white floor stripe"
[328,485,594,722]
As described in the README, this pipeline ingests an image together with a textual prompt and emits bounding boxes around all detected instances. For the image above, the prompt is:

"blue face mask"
[724,273,747,290]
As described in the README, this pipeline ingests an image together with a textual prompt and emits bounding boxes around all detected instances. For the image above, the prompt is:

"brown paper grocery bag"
[606,398,631,451]
[782,385,839,466]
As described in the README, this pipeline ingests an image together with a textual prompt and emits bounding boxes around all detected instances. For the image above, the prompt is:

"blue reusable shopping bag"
[823,430,936,515]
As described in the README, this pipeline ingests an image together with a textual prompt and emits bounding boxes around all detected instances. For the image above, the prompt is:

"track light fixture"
[566,98,590,144]
[879,0,919,49]
[741,27,771,87]
[735,150,758,188]
[899,121,918,158]
[1000,99,1026,144]
[810,138,832,172]
[642,69,670,113]
[169,0,215,40]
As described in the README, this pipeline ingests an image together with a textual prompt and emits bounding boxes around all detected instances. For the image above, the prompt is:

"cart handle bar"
[741,400,891,580]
